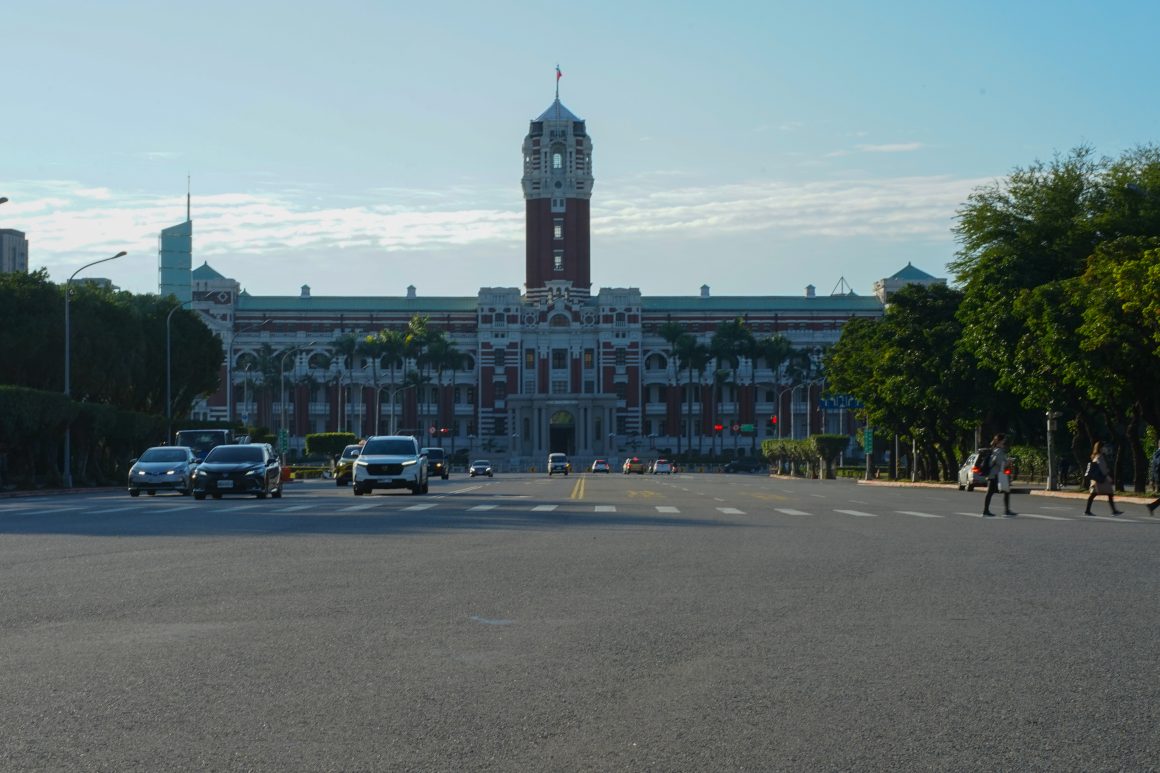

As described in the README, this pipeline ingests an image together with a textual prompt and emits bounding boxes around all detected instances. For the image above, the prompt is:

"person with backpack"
[982,433,1014,517]
[1084,441,1122,516]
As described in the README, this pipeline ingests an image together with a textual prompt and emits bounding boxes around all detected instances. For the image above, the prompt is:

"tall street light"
[279,341,317,451]
[166,300,193,442]
[226,319,271,426]
[378,381,417,435]
[63,250,127,487]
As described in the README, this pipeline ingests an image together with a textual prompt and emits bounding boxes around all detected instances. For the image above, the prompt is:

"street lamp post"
[279,341,317,452]
[166,300,193,442]
[226,319,271,426]
[378,382,417,435]
[63,250,127,487]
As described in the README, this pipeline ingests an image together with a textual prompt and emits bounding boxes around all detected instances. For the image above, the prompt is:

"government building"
[171,93,936,464]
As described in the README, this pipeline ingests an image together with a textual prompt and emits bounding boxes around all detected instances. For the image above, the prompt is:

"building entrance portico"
[549,410,575,455]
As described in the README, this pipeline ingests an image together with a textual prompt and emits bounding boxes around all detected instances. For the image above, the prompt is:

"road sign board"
[863,428,873,453]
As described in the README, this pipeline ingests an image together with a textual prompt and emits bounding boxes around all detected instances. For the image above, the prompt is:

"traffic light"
[769,415,778,427]
[713,422,724,434]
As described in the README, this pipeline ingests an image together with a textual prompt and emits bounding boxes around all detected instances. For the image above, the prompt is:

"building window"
[552,152,563,170]
[494,382,506,400]
[615,348,626,366]
[493,417,507,436]
[493,349,506,367]
[552,380,569,394]
[615,383,627,400]
[583,349,594,369]
[584,380,595,394]
[554,219,563,240]
[551,348,567,369]
[553,250,564,271]
[493,313,505,327]
[525,349,535,369]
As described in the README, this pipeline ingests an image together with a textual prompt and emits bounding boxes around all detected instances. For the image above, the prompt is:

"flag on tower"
[556,65,563,81]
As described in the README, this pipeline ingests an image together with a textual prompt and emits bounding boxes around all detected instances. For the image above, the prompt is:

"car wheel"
[353,484,365,496]
[488,472,493,477]
[147,490,156,496]
[129,489,140,497]
[442,473,449,480]
[958,483,966,491]
[966,483,975,492]
[271,486,282,499]
[181,485,192,496]
[422,480,429,494]
[336,479,343,487]
[194,492,206,501]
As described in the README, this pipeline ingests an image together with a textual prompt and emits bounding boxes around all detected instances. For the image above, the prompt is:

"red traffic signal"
[713,423,724,433]
[769,415,778,426]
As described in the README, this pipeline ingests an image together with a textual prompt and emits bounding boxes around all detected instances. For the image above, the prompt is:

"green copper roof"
[236,295,479,313]
[641,295,883,312]
[191,262,225,280]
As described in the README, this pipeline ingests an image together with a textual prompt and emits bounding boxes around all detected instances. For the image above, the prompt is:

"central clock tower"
[521,98,594,301]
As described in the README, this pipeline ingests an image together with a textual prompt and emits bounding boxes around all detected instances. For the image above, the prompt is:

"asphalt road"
[2,473,1158,771]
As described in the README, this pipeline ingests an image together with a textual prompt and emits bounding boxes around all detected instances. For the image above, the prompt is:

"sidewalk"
[856,477,1157,505]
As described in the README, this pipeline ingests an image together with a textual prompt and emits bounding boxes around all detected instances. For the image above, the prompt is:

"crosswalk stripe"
[594,505,616,512]
[1084,514,1136,523]
[532,504,557,512]
[283,504,315,512]
[655,506,680,513]
[775,508,812,516]
[717,507,745,515]
[836,509,878,517]
[896,510,943,519]
[403,504,436,511]
[468,504,497,511]
[1015,513,1072,521]
[339,503,381,512]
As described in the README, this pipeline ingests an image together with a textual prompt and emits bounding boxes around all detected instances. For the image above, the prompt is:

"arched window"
[552,151,563,170]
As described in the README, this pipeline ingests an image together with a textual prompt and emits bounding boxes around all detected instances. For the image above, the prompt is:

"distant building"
[179,90,939,462]
[0,229,29,274]
[873,262,945,302]
[158,219,192,304]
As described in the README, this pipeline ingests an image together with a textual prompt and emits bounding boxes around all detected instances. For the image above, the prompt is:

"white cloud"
[5,174,984,294]
[857,142,923,153]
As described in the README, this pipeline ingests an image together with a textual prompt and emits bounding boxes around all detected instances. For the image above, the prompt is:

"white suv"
[353,435,429,496]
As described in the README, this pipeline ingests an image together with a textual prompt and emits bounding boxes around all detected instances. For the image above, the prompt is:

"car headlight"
[132,468,144,476]
[165,469,177,476]
[401,459,417,467]
[244,466,264,477]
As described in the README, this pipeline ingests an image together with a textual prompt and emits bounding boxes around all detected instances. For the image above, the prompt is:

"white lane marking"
[468,504,497,511]
[1085,515,1137,523]
[957,512,985,518]
[594,505,616,512]
[775,508,812,516]
[402,504,436,511]
[717,507,746,515]
[655,506,680,513]
[1013,513,1072,521]
[532,505,557,512]
[223,504,265,512]
[836,509,878,517]
[339,503,382,512]
[896,510,943,519]
[282,504,315,512]
[154,504,199,513]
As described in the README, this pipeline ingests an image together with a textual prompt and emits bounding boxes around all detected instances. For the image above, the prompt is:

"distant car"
[128,445,196,497]
[548,453,570,476]
[422,446,450,480]
[723,458,766,474]
[652,459,673,474]
[354,435,428,496]
[623,457,645,474]
[469,459,494,477]
[193,443,282,500]
[334,444,361,486]
[958,448,1017,491]
[591,459,611,473]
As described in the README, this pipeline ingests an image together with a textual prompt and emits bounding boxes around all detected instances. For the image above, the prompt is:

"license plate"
[217,480,234,489]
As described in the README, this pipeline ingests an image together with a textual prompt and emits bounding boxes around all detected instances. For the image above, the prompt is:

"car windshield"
[138,448,189,463]
[341,446,361,459]
[362,438,418,456]
[204,446,264,464]
[472,460,490,466]
[423,448,445,459]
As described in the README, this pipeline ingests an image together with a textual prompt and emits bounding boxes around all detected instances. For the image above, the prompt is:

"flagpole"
[555,64,561,101]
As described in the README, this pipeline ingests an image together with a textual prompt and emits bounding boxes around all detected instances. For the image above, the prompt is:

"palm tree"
[676,335,710,456]
[657,320,687,454]
[405,314,432,432]
[328,333,360,433]
[709,318,755,451]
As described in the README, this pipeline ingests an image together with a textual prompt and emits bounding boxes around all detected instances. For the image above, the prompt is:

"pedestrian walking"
[982,433,1015,517]
[1084,441,1122,516]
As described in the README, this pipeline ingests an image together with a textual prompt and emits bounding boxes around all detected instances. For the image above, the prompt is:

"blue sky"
[3,0,1157,299]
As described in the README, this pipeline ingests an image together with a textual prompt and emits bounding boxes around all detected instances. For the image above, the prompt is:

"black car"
[193,443,282,500]
[723,458,766,473]
[422,447,450,480]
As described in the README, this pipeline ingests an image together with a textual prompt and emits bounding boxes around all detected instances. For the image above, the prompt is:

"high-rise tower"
[521,98,594,301]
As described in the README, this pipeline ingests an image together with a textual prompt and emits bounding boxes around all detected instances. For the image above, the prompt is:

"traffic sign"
[428,425,436,435]
[863,428,873,454]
